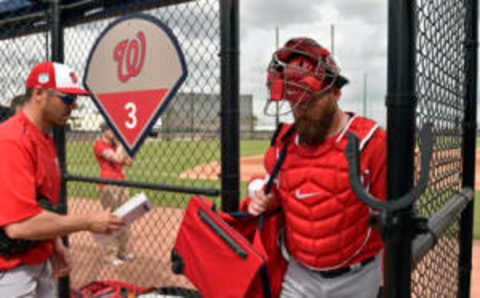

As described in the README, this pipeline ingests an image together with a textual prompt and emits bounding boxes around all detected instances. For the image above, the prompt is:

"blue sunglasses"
[51,91,77,105]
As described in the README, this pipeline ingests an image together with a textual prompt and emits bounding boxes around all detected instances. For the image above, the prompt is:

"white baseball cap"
[25,61,88,95]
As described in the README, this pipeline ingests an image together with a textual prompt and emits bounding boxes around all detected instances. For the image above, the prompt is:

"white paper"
[92,192,152,243]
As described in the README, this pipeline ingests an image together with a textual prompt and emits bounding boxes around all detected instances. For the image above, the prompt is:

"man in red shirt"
[246,38,386,298]
[93,123,134,266]
[0,61,125,297]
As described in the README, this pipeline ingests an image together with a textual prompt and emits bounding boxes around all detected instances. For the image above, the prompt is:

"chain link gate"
[411,0,473,296]
[381,0,477,297]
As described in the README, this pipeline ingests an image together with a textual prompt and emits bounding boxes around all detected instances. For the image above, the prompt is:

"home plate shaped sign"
[84,14,187,156]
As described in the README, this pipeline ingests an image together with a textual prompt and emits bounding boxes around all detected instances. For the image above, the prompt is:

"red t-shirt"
[0,112,60,270]
[93,139,125,186]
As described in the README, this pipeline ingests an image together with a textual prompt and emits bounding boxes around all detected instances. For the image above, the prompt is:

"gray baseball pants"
[0,261,56,298]
[280,254,382,298]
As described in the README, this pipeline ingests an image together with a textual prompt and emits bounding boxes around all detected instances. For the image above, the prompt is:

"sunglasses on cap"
[50,90,77,105]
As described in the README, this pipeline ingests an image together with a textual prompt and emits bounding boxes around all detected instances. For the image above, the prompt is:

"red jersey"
[93,138,125,185]
[0,112,61,270]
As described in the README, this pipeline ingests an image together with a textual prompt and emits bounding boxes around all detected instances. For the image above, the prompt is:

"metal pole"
[51,1,69,297]
[363,73,367,117]
[385,0,416,297]
[275,26,279,127]
[458,0,478,297]
[219,0,239,212]
[330,24,335,56]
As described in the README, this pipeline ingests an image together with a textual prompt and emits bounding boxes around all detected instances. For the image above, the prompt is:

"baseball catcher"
[245,37,386,298]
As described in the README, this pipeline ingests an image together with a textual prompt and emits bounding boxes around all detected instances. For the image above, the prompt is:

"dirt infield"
[471,241,480,296]
[179,155,265,181]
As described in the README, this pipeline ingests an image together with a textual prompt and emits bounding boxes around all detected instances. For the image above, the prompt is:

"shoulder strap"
[264,125,294,194]
[264,142,287,194]
[270,123,285,146]
[340,115,379,151]
[270,123,295,147]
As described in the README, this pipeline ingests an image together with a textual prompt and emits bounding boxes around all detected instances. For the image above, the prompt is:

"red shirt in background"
[93,139,125,188]
[0,112,60,271]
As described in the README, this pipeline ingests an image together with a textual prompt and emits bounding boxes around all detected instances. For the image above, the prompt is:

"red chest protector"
[264,114,385,270]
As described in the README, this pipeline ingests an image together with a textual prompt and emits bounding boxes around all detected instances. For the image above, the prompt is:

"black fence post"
[51,1,69,297]
[458,1,478,297]
[219,0,240,212]
[385,1,416,297]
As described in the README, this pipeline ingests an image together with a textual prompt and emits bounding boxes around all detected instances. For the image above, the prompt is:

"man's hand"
[247,190,274,216]
[123,156,133,166]
[87,210,125,234]
[50,238,71,278]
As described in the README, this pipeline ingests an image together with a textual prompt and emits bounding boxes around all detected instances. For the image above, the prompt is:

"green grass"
[66,138,269,208]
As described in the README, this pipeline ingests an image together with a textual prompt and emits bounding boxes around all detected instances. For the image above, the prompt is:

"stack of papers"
[92,192,152,243]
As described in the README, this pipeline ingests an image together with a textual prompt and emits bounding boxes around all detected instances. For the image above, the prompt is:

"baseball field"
[64,137,480,292]
[66,137,480,233]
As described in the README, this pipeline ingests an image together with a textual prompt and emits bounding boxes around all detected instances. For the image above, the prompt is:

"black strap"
[259,265,272,298]
[255,136,290,298]
[264,144,288,195]
[270,123,285,146]
[264,125,294,195]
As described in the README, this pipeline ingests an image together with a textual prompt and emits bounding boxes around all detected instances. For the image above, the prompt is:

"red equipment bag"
[172,196,286,298]
[172,127,291,297]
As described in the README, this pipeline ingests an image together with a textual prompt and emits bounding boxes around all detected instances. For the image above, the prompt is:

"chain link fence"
[0,1,50,109]
[0,0,230,296]
[412,0,473,296]
[63,0,224,294]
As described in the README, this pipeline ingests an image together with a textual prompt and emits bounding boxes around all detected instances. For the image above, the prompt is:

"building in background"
[68,92,257,139]
[160,92,254,138]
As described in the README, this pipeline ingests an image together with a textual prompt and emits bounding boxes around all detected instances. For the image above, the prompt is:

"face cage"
[263,53,339,117]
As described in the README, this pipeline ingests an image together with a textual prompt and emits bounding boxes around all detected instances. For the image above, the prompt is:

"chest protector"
[265,114,383,270]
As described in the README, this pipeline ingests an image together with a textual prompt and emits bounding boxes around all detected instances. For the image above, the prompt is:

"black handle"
[171,249,184,274]
[198,209,248,259]
[346,123,434,212]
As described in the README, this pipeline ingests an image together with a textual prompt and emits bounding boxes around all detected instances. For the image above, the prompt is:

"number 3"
[125,102,137,129]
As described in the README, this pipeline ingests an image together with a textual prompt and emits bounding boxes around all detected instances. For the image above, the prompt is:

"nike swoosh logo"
[295,190,322,200]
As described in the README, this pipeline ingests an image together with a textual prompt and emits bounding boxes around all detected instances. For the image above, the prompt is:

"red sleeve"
[93,140,109,159]
[0,140,42,227]
[364,129,387,203]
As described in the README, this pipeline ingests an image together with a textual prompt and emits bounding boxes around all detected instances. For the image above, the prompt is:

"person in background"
[93,122,134,266]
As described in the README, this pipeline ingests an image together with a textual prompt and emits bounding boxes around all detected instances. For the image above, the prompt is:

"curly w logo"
[114,31,146,83]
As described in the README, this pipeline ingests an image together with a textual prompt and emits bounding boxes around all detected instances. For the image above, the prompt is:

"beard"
[43,102,68,127]
[294,97,337,146]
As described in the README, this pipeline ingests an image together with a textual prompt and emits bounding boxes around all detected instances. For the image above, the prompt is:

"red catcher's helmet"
[265,37,348,115]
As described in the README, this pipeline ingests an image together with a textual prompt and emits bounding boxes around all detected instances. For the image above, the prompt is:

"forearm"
[112,148,125,163]
[5,210,91,241]
[103,147,126,164]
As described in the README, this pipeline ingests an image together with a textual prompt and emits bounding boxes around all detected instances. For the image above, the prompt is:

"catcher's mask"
[265,37,349,116]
